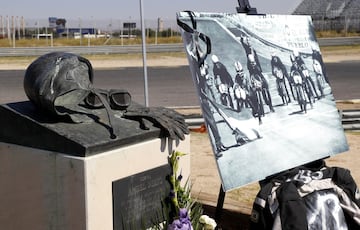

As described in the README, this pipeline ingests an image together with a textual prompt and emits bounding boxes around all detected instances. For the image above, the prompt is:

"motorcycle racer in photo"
[241,34,263,72]
[248,54,275,119]
[293,49,320,102]
[233,61,254,112]
[311,45,328,98]
[270,53,293,105]
[212,54,235,109]
[290,53,311,113]
[311,44,329,84]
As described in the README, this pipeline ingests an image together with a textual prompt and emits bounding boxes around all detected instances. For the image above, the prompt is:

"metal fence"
[0,43,185,57]
[293,0,360,33]
[313,16,360,33]
[341,109,360,131]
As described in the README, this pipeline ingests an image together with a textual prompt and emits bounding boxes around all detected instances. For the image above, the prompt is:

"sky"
[0,0,303,29]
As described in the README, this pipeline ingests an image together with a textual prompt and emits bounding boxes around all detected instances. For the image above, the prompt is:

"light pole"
[120,20,124,46]
[79,17,82,46]
[12,16,15,48]
[140,0,149,106]
[21,16,25,38]
[36,21,39,40]
[0,16,2,38]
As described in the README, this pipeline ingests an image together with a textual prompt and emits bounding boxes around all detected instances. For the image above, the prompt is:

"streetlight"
[36,21,39,40]
[79,17,82,46]
[140,0,149,106]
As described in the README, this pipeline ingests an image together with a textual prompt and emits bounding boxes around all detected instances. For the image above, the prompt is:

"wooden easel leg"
[215,186,226,222]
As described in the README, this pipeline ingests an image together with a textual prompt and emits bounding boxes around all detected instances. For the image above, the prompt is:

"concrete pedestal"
[0,102,190,230]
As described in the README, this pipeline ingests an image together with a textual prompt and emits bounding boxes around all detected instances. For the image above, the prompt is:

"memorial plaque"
[112,164,170,230]
[178,12,349,191]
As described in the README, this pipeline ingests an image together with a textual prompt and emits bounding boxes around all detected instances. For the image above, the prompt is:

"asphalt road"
[0,61,359,107]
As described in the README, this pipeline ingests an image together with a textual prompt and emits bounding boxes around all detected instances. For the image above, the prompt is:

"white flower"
[199,215,217,230]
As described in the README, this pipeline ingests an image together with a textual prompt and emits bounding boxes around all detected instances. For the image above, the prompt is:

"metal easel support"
[214,0,258,223]
[236,0,258,14]
[215,186,226,221]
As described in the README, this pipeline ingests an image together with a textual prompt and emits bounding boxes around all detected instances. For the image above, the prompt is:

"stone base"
[0,137,190,230]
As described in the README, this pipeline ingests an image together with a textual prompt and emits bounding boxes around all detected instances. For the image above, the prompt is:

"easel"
[236,0,258,14]
[214,0,258,222]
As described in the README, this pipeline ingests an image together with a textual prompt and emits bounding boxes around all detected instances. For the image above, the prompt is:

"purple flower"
[179,208,190,221]
[169,189,176,198]
[177,174,183,181]
[167,220,192,230]
[167,208,192,230]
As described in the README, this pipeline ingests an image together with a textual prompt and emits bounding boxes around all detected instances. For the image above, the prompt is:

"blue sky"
[1,0,303,28]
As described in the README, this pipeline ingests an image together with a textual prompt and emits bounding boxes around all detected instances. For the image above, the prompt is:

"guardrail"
[318,37,360,46]
[0,37,359,57]
[0,44,185,57]
[341,110,360,131]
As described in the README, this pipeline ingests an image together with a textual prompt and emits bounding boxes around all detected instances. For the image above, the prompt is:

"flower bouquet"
[152,151,216,230]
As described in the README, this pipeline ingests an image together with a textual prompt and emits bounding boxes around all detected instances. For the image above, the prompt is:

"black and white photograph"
[178,11,349,191]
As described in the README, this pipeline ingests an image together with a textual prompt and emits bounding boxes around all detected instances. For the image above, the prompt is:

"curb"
[336,99,360,104]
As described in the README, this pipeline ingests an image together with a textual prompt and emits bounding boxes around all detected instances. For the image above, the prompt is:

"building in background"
[293,0,360,32]
[48,17,97,38]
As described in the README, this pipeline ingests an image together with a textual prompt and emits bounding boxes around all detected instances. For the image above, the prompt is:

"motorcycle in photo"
[299,64,318,104]
[216,75,234,109]
[273,66,291,105]
[250,74,265,124]
[233,83,249,112]
[313,59,326,98]
[292,70,308,113]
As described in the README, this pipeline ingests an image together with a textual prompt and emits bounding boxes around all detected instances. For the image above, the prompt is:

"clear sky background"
[1,0,303,28]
